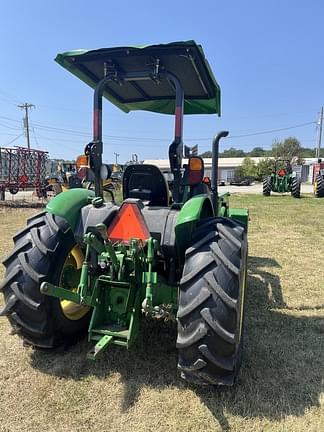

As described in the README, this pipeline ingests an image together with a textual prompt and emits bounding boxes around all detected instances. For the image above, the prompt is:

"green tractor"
[263,159,301,198]
[0,41,248,386]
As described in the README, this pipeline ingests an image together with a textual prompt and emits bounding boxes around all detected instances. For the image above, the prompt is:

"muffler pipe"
[211,130,229,212]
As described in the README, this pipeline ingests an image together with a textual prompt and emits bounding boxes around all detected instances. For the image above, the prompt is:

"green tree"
[271,137,302,160]
[234,157,257,180]
[222,147,246,157]
[255,158,275,181]
[200,151,212,158]
[249,146,268,157]
[242,157,257,177]
[300,147,315,158]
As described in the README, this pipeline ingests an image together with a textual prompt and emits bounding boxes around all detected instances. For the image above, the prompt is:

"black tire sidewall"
[3,212,91,348]
[263,176,271,195]
[291,177,301,198]
[177,217,247,385]
[315,174,324,197]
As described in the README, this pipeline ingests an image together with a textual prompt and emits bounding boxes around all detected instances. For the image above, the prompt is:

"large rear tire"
[0,212,91,349]
[177,217,247,386]
[314,174,324,198]
[291,177,301,198]
[263,176,271,196]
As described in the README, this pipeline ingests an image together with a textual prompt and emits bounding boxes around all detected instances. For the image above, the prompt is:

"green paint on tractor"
[46,188,95,230]
[175,195,214,253]
[1,41,249,387]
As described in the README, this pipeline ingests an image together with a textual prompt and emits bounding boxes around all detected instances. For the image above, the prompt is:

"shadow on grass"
[267,194,307,199]
[194,256,324,429]
[30,256,323,429]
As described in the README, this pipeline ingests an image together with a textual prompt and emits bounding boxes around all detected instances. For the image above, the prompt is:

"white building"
[143,157,320,183]
[143,157,267,183]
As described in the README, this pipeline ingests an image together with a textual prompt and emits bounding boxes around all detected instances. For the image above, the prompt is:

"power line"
[225,121,316,139]
[0,89,21,106]
[29,119,318,143]
[32,122,166,141]
[30,121,40,149]
[36,133,168,149]
[1,118,161,141]
[195,121,317,142]
[0,114,318,143]
[0,121,22,131]
[0,132,22,136]
[0,116,21,123]
[1,92,320,121]
[0,97,17,106]
[5,133,24,146]
[35,134,84,151]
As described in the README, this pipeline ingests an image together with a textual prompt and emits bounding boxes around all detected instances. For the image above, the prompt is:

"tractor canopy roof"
[55,40,221,116]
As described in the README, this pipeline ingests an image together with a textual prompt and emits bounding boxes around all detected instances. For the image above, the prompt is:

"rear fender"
[229,208,249,229]
[46,188,95,231]
[175,195,213,255]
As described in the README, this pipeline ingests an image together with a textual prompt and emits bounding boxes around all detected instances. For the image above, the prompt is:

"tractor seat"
[123,164,169,207]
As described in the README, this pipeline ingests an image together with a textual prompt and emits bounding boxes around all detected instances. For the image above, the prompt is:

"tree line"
[200,136,321,159]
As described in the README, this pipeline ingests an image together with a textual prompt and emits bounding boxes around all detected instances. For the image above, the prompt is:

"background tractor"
[46,159,117,197]
[103,164,123,192]
[263,159,301,198]
[312,159,324,197]
[0,41,248,386]
[46,160,84,196]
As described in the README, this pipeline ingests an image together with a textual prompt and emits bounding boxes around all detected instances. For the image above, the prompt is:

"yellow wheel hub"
[59,246,90,321]
[314,180,318,196]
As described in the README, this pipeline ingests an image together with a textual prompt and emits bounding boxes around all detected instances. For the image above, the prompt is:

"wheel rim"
[59,246,90,320]
[314,180,318,196]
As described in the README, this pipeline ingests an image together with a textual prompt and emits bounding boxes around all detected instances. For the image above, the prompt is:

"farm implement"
[1,41,248,386]
[0,146,48,200]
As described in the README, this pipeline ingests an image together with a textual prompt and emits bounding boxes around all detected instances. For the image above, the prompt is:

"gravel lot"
[1,183,315,203]
[219,182,314,194]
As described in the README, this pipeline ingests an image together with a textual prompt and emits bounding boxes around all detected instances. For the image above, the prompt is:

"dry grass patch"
[0,195,323,432]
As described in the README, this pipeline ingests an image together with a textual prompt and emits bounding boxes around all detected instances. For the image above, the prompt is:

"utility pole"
[316,106,323,159]
[114,152,120,165]
[18,103,35,150]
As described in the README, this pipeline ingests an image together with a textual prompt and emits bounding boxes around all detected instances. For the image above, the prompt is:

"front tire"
[177,217,247,386]
[0,211,91,349]
[263,176,271,196]
[314,174,324,198]
[291,177,301,198]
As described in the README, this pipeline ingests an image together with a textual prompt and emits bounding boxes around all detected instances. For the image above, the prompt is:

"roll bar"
[86,71,184,198]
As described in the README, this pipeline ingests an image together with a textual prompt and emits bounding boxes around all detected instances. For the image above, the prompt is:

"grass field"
[0,194,323,432]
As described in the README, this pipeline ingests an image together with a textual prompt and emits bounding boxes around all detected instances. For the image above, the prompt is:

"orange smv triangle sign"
[107,202,150,243]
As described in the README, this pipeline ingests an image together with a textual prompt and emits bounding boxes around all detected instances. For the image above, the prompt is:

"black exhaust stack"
[211,130,229,212]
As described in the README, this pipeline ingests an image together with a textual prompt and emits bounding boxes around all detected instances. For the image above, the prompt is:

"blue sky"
[0,0,323,163]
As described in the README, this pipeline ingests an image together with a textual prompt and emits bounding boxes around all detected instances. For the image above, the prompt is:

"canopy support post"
[89,70,185,200]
